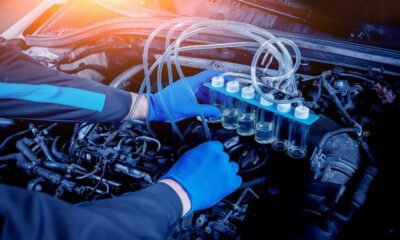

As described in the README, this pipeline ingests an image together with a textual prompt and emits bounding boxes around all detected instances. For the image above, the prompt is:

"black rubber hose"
[51,136,69,163]
[340,71,393,89]
[43,161,69,172]
[339,73,374,84]
[16,140,40,162]
[0,118,14,127]
[0,153,22,162]
[0,129,31,153]
[321,72,377,166]
[239,177,268,190]
[321,71,359,127]
[313,81,377,165]
[57,63,110,78]
[352,166,378,207]
[75,168,100,180]
[333,166,379,223]
[39,141,56,162]
[69,124,80,157]
[358,137,377,165]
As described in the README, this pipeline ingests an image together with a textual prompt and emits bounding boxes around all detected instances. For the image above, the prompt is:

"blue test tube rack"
[204,82,319,126]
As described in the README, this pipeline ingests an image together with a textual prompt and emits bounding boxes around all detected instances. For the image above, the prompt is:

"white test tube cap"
[226,81,240,93]
[277,103,292,113]
[211,76,225,88]
[294,106,310,119]
[260,94,275,106]
[241,86,255,99]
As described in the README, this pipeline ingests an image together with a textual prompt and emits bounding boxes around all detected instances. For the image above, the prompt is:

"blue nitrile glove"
[160,141,242,214]
[147,69,224,122]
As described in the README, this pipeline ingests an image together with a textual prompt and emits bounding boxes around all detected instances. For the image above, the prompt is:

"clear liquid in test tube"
[271,103,292,151]
[255,94,276,144]
[222,81,240,130]
[237,86,256,136]
[208,76,225,123]
[288,106,310,159]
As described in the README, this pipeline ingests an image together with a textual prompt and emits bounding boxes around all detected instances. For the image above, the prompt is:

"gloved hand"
[160,141,242,214]
[147,70,223,122]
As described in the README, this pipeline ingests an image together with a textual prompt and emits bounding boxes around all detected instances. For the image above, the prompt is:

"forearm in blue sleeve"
[0,45,132,122]
[0,183,182,240]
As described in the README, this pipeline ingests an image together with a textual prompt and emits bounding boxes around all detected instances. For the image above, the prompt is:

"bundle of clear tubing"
[131,17,310,158]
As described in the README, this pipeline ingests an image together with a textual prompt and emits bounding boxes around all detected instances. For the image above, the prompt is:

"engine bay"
[1,1,400,239]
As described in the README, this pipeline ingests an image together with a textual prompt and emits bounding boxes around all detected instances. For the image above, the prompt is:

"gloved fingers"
[192,142,225,164]
[202,141,224,151]
[220,152,229,163]
[195,85,210,103]
[192,71,233,103]
[194,104,221,118]
[229,161,239,174]
[189,69,223,88]
[232,175,243,189]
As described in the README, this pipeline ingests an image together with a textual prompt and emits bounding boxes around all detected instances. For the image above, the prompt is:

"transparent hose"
[171,23,300,102]
[170,22,294,85]
[250,38,302,104]
[169,22,293,106]
[134,17,303,141]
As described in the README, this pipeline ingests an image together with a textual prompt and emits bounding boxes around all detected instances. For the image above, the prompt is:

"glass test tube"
[208,76,225,123]
[271,103,292,151]
[222,81,240,129]
[237,86,256,136]
[288,106,310,159]
[255,94,276,144]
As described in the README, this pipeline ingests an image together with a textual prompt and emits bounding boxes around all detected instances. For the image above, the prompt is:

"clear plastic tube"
[250,38,302,103]
[156,42,257,99]
[138,17,303,142]
[170,23,291,102]
[152,41,261,140]
[142,19,204,140]
[155,23,252,140]
[170,21,301,105]
[140,42,250,139]
[153,21,294,95]
[172,24,277,79]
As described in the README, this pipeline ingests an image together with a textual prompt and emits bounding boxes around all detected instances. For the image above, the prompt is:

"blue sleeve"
[0,45,132,122]
[0,183,182,240]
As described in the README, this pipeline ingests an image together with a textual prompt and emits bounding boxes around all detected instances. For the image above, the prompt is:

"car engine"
[1,0,400,239]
